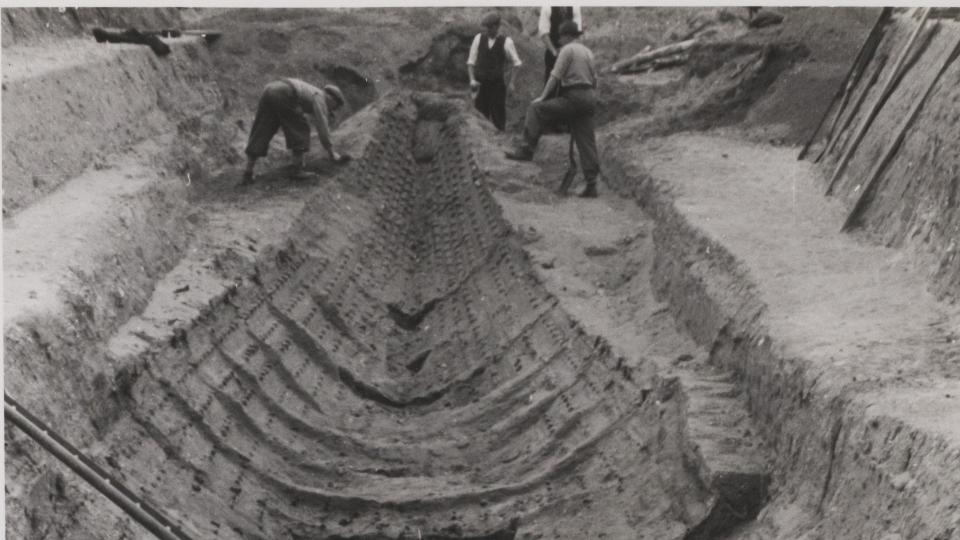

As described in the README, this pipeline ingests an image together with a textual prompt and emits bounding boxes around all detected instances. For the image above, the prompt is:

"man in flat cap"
[467,11,523,131]
[241,78,348,185]
[506,20,601,198]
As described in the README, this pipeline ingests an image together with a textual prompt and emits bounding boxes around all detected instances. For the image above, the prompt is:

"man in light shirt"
[467,11,523,131]
[241,78,347,185]
[538,6,583,84]
[506,21,601,198]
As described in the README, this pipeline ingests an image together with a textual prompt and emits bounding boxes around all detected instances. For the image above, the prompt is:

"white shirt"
[538,6,583,37]
[466,34,523,67]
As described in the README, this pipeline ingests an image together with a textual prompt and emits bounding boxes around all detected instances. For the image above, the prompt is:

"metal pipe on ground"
[4,393,193,540]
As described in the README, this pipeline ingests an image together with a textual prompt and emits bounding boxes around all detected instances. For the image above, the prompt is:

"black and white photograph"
[3,4,960,539]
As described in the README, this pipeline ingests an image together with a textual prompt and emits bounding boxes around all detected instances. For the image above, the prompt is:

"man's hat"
[323,84,345,107]
[558,20,582,37]
[481,11,501,27]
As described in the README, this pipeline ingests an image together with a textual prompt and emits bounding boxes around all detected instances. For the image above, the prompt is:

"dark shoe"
[505,146,534,161]
[239,170,255,186]
[289,168,316,181]
[578,184,598,198]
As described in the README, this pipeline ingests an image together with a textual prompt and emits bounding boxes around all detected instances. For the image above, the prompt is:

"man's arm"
[467,34,481,89]
[504,37,522,93]
[573,6,583,31]
[538,7,556,55]
[535,75,560,102]
[535,45,570,102]
[308,94,338,159]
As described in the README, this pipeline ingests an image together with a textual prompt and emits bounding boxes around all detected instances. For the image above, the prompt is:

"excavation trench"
[20,94,731,539]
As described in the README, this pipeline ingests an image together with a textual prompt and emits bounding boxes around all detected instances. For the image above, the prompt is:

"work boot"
[239,169,255,186]
[289,153,315,180]
[505,145,534,162]
[578,182,598,198]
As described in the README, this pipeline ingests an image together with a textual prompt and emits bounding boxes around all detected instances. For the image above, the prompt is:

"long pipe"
[4,393,192,540]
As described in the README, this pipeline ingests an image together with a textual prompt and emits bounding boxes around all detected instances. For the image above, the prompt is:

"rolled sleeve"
[467,33,481,65]
[538,6,550,37]
[504,37,523,66]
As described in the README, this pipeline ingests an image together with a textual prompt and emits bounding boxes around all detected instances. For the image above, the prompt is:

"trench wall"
[603,148,960,540]
[2,35,227,213]
[814,13,960,301]
[3,32,238,539]
[1,7,182,47]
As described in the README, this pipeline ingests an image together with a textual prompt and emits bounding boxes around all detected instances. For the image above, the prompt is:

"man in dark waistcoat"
[467,12,523,131]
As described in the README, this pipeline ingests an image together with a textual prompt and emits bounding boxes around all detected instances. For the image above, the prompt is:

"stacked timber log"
[609,39,697,74]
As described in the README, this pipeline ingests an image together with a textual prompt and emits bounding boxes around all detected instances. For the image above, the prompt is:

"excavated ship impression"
[27,94,710,539]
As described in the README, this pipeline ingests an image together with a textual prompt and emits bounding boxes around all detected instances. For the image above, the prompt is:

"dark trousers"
[474,78,507,131]
[245,81,311,159]
[544,49,559,85]
[522,87,600,182]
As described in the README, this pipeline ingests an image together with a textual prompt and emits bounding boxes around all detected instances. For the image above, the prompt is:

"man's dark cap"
[323,84,345,107]
[558,20,582,37]
[481,11,501,27]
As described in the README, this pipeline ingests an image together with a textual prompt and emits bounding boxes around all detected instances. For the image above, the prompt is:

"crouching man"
[505,21,600,198]
[241,78,346,185]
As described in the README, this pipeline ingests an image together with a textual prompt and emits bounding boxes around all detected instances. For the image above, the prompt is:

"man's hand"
[532,96,544,104]
[508,82,516,94]
[330,150,342,162]
[469,79,480,91]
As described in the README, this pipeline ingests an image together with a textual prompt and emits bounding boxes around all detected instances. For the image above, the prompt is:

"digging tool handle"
[557,136,578,195]
[4,393,192,540]
[826,7,930,195]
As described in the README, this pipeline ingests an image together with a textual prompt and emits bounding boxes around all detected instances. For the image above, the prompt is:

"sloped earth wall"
[3,26,238,539]
[812,13,960,301]
[602,141,960,540]
[1,34,234,213]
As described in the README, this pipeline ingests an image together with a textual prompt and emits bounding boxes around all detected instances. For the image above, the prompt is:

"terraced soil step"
[604,131,960,539]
